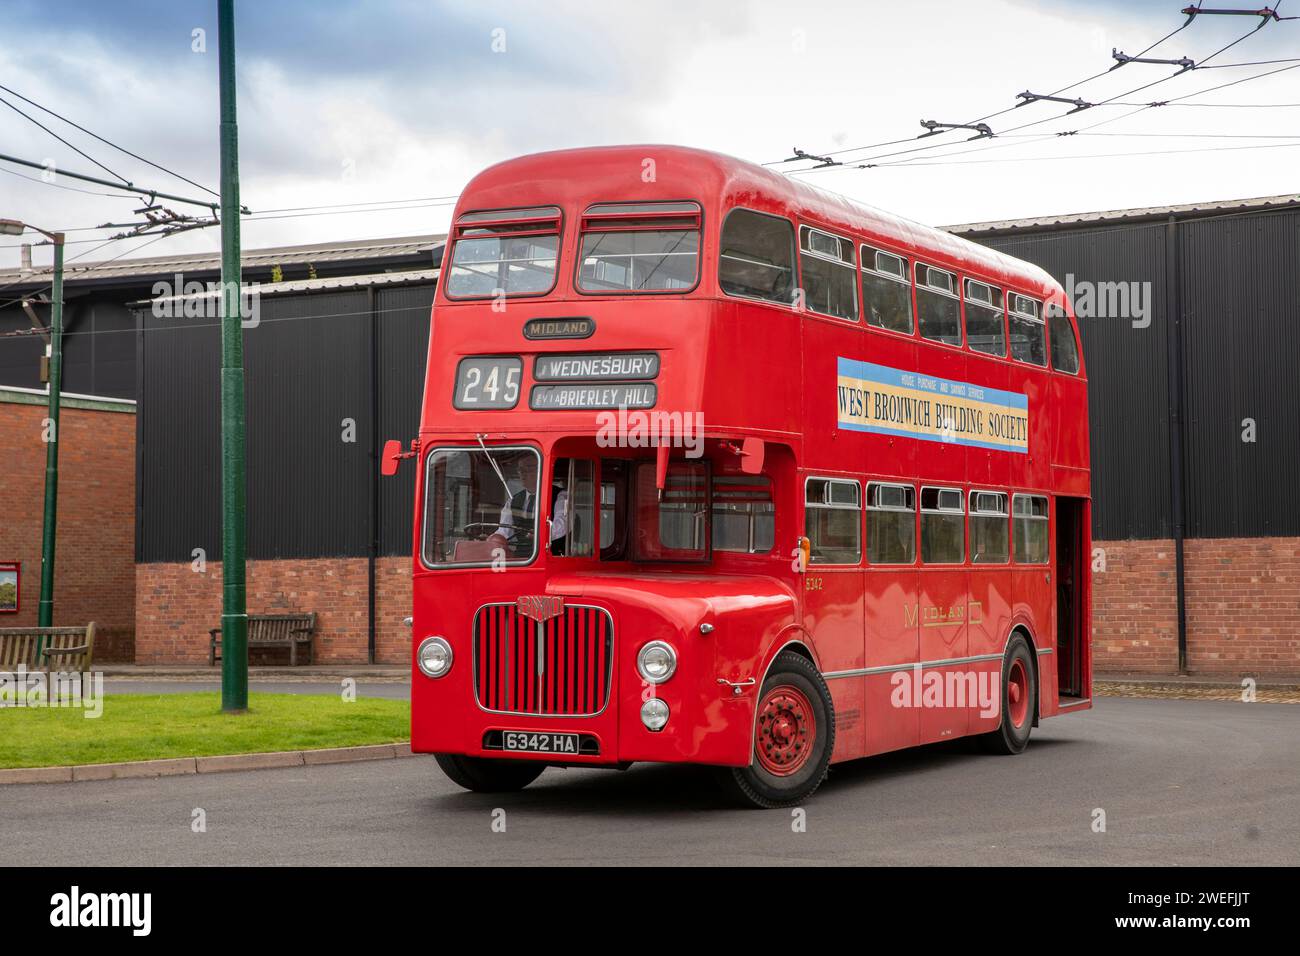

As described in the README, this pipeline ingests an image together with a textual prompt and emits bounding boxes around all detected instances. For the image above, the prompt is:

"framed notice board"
[0,562,19,613]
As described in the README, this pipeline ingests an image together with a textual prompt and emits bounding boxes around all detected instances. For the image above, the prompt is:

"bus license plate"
[502,731,580,755]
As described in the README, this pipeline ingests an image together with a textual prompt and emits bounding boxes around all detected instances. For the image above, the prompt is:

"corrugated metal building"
[0,233,444,400]
[0,235,443,663]
[949,195,1300,675]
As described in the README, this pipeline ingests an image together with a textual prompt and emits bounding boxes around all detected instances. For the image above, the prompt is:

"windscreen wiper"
[476,433,513,497]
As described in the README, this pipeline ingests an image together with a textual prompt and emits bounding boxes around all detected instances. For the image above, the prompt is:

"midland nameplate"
[530,383,657,410]
[523,317,595,340]
[534,351,660,382]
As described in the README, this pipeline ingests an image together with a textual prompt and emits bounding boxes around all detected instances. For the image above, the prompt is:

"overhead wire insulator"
[920,119,994,138]
[1112,49,1197,69]
[1017,91,1095,112]
[787,147,839,167]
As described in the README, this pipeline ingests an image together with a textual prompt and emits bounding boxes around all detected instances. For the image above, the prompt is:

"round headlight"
[416,636,453,678]
[640,697,670,732]
[636,641,677,684]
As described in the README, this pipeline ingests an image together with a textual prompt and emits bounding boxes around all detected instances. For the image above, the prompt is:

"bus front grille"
[473,603,612,716]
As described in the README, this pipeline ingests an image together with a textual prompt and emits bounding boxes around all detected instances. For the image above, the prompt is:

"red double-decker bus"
[386,145,1091,808]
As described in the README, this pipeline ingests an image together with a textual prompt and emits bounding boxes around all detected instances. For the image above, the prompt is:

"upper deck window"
[861,245,914,334]
[964,279,1006,357]
[445,206,561,300]
[1008,292,1047,366]
[916,263,961,346]
[719,208,796,304]
[577,201,701,294]
[1048,302,1081,374]
[798,226,858,321]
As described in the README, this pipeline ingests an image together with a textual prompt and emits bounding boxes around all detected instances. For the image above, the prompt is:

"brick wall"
[132,539,1299,675]
[1091,539,1180,674]
[0,394,136,661]
[1093,537,1300,676]
[1184,538,1300,675]
[134,556,413,664]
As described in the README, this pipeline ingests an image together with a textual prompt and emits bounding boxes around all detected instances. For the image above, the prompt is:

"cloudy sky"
[2,0,1297,272]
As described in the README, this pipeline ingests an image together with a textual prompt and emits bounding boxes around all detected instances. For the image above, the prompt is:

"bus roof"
[458,144,1060,295]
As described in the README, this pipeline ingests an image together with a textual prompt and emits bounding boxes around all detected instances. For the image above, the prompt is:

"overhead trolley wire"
[781,2,1294,176]
[0,93,133,187]
[771,2,1203,167]
[0,82,219,198]
[793,24,1295,175]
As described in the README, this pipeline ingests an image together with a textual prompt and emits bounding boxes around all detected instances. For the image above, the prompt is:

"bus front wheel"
[715,651,835,809]
[435,753,546,793]
[980,634,1036,755]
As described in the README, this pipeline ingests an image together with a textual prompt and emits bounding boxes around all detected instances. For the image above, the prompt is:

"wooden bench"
[0,624,96,674]
[209,613,316,666]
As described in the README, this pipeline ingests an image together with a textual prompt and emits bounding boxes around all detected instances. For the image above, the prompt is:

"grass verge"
[0,692,409,769]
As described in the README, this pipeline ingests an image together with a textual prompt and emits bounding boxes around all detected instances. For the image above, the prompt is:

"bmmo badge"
[516,594,565,622]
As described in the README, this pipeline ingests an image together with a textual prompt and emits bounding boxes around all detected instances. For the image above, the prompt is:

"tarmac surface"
[5,696,1296,865]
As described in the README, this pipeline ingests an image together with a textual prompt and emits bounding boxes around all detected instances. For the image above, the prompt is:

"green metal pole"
[218,0,248,713]
[36,233,64,635]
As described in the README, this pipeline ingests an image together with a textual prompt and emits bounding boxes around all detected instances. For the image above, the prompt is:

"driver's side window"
[550,458,596,557]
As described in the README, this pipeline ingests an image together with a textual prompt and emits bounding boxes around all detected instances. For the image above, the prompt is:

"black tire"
[980,634,1036,755]
[715,650,835,809]
[434,753,546,793]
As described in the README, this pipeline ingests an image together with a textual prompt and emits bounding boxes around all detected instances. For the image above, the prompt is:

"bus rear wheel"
[435,753,546,793]
[716,651,835,809]
[980,634,1036,755]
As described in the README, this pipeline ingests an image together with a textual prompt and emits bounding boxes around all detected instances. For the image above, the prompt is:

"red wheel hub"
[755,685,816,776]
[1007,658,1029,727]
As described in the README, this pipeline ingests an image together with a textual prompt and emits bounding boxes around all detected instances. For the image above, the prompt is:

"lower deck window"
[805,477,861,564]
[633,460,710,560]
[970,491,1009,564]
[550,458,596,557]
[1013,494,1050,563]
[866,482,916,564]
[921,486,964,564]
[713,476,776,554]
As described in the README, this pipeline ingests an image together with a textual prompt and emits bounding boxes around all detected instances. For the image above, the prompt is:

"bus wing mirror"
[380,439,404,476]
[739,437,765,475]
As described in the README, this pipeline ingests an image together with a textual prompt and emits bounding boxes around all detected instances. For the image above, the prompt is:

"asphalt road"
[3,697,1296,865]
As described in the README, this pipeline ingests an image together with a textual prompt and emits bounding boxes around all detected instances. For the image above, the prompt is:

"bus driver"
[486,454,567,557]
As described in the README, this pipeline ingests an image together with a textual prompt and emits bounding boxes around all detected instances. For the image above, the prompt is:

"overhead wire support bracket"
[1016,91,1095,112]
[1112,49,1197,70]
[1181,5,1296,21]
[919,119,994,139]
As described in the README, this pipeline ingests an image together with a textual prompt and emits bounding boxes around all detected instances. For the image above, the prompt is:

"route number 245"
[454,357,523,409]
